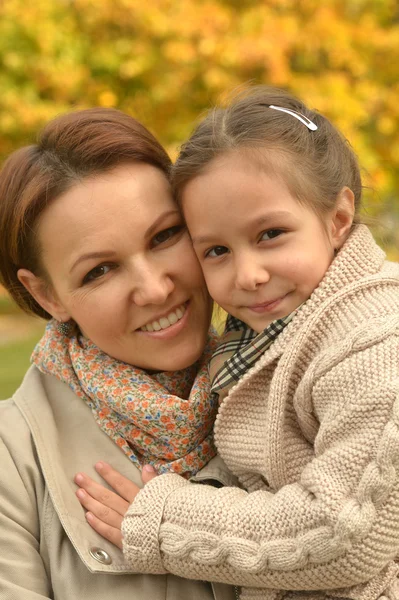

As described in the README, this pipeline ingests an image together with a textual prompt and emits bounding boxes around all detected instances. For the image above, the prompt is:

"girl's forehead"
[181,152,333,232]
[182,149,292,198]
[198,147,293,187]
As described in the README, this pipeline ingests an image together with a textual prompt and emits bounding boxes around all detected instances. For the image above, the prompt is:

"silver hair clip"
[269,105,318,131]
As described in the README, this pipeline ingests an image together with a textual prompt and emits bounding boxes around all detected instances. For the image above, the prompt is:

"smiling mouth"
[139,303,187,332]
[247,294,288,312]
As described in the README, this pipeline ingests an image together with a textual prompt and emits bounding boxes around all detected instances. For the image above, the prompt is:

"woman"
[0,108,236,599]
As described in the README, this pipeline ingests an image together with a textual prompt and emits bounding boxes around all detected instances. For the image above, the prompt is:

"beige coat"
[121,226,399,600]
[0,365,237,600]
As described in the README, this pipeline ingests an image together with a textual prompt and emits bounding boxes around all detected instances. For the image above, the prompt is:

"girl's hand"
[74,461,157,549]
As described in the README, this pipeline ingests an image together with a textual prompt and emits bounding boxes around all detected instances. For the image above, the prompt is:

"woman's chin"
[146,350,204,373]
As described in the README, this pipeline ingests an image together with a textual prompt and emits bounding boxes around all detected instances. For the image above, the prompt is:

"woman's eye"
[83,264,112,284]
[260,229,284,241]
[152,225,183,247]
[205,245,229,258]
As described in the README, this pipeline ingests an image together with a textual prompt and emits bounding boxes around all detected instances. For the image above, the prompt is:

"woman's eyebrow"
[191,211,294,245]
[145,209,181,239]
[69,251,117,274]
[69,210,182,273]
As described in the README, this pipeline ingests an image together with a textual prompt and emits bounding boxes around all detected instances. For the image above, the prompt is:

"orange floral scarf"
[32,320,218,477]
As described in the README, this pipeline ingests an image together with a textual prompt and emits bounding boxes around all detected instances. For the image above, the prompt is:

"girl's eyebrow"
[191,211,294,246]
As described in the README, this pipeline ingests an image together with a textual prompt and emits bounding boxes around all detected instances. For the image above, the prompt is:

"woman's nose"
[234,255,270,291]
[130,265,175,306]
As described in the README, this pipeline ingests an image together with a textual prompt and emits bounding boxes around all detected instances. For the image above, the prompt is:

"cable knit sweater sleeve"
[122,323,399,591]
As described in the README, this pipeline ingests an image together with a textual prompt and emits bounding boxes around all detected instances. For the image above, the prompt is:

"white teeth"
[140,304,186,332]
[168,312,178,325]
[159,318,170,329]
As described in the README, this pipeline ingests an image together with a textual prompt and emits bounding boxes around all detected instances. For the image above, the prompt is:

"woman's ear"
[331,187,355,250]
[17,269,70,322]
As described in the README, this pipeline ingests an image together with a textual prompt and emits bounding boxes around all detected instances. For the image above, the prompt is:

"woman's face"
[28,163,212,371]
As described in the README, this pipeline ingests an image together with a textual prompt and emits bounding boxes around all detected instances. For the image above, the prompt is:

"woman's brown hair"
[172,86,362,221]
[0,108,171,319]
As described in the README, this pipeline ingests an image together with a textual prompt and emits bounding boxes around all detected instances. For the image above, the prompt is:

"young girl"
[75,87,399,600]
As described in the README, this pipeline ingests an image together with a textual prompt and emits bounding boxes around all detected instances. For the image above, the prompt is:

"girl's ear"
[17,269,71,322]
[330,186,355,250]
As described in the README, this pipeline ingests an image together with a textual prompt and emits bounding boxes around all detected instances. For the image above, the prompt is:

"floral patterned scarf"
[32,319,219,477]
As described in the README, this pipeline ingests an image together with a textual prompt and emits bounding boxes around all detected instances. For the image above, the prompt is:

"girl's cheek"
[200,267,213,287]
[207,277,228,303]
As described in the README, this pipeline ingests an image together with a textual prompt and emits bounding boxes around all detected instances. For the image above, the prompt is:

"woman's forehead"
[36,163,177,265]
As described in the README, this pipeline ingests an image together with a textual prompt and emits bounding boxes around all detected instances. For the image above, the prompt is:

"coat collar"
[13,366,237,573]
[14,367,135,573]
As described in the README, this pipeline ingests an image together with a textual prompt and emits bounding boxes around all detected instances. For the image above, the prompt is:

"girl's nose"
[234,256,270,291]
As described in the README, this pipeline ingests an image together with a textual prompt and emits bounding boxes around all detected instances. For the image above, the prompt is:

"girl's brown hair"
[0,108,171,319]
[173,86,362,220]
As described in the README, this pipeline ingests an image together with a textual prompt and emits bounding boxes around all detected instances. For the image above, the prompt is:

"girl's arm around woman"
[121,315,399,593]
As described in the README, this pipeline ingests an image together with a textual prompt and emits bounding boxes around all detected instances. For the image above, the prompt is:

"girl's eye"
[83,264,112,284]
[260,229,284,241]
[205,245,229,258]
[152,225,183,247]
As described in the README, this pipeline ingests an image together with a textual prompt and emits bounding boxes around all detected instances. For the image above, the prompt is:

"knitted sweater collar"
[260,225,386,362]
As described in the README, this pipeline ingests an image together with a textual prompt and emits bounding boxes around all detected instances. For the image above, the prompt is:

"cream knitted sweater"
[122,226,399,600]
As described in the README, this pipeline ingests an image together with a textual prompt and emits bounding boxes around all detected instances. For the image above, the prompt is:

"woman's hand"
[74,461,157,549]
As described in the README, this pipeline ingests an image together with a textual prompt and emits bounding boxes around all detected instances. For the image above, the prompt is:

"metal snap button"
[89,546,112,565]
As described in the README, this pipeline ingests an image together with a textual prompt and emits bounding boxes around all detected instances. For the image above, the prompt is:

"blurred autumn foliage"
[0,0,398,256]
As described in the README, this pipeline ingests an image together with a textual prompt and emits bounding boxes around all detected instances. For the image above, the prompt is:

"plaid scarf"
[32,319,219,478]
[209,313,294,402]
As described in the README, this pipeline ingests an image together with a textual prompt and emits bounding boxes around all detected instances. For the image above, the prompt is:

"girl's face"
[21,163,212,371]
[182,151,352,333]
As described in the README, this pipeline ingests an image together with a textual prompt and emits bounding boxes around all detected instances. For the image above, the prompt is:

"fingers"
[86,511,123,550]
[94,462,140,503]
[142,464,158,485]
[75,486,124,529]
[74,472,130,517]
[73,465,141,551]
